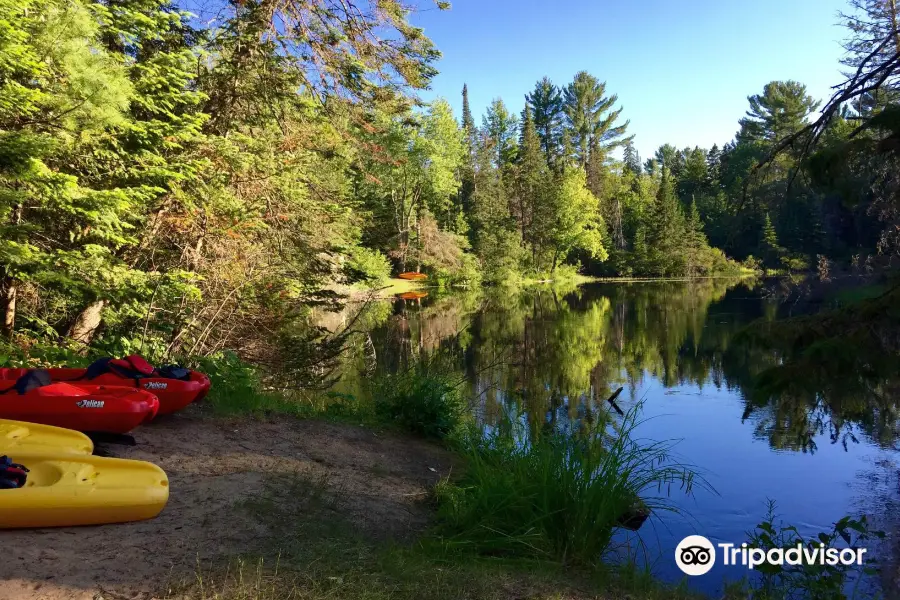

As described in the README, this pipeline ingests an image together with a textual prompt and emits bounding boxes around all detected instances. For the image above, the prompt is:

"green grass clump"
[433,406,707,566]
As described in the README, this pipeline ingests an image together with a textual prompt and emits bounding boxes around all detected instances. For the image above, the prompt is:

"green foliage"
[547,168,607,270]
[738,81,819,145]
[562,71,631,169]
[526,77,565,169]
[372,361,466,439]
[780,254,811,273]
[434,404,706,566]
[728,501,883,600]
[344,247,391,287]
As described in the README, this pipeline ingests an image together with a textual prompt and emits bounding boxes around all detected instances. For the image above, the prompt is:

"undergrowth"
[371,358,466,439]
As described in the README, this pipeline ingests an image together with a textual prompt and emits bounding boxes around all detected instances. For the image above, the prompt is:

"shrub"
[781,254,810,274]
[743,255,763,273]
[372,362,466,439]
[344,246,391,287]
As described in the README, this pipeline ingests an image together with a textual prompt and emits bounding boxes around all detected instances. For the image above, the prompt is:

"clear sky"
[411,0,850,160]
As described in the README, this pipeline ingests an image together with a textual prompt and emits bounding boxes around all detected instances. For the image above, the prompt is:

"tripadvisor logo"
[676,535,716,576]
[675,534,869,576]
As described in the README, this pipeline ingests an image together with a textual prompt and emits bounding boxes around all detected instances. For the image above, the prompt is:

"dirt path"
[0,408,454,600]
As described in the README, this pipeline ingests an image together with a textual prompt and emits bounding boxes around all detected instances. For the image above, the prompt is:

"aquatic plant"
[725,501,884,600]
[433,402,707,566]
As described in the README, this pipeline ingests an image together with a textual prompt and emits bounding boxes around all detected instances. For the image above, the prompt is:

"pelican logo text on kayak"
[75,400,105,408]
[144,382,168,390]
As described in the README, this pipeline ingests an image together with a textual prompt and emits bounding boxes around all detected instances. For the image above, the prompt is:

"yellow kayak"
[0,452,169,528]
[0,419,93,455]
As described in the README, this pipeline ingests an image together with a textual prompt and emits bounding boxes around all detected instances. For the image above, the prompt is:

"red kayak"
[44,355,210,415]
[0,370,159,434]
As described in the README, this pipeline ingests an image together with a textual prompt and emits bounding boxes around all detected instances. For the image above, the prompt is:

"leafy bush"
[433,405,707,566]
[344,246,391,287]
[743,255,763,273]
[432,252,483,288]
[781,254,811,273]
[372,362,466,439]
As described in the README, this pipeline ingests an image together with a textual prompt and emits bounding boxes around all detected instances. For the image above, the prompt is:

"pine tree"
[461,83,476,136]
[684,199,709,276]
[482,98,519,168]
[1,0,133,339]
[623,140,642,176]
[737,81,820,145]
[760,212,784,268]
[459,84,477,218]
[526,77,565,170]
[654,144,681,178]
[706,144,721,188]
[645,169,686,275]
[678,147,709,201]
[562,71,631,171]
[514,105,548,251]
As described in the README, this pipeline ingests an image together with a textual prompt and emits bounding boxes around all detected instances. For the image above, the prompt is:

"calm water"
[329,278,900,596]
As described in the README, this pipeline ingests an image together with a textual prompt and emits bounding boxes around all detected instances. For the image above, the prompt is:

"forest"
[0,0,898,361]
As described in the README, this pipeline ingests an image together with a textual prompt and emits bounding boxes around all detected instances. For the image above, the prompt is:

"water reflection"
[335,279,899,453]
[326,278,900,594]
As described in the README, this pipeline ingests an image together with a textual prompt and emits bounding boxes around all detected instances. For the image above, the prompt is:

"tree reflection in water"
[332,279,900,453]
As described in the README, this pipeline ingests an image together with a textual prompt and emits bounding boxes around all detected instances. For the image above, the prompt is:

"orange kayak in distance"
[397,272,428,281]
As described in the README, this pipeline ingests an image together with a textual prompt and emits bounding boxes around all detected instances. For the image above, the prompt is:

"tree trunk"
[890,0,900,54]
[3,195,23,338]
[1,279,16,338]
[68,300,107,345]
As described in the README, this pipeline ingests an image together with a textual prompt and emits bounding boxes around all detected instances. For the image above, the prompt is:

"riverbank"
[3,276,889,600]
[0,404,702,600]
[337,272,759,304]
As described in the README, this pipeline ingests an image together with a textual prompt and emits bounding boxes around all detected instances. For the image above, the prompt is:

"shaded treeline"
[344,280,900,453]
[2,0,899,379]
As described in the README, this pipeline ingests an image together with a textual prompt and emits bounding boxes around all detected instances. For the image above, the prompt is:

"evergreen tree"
[678,147,709,201]
[526,77,565,169]
[654,144,682,178]
[684,199,709,276]
[623,140,642,176]
[461,83,476,136]
[482,98,519,168]
[737,81,819,145]
[706,144,722,187]
[471,129,522,280]
[840,0,900,80]
[645,170,686,275]
[0,0,132,336]
[513,105,550,252]
[760,212,784,268]
[562,71,631,171]
[459,84,477,218]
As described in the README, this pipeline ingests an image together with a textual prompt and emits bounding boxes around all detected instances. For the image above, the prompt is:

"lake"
[328,278,899,596]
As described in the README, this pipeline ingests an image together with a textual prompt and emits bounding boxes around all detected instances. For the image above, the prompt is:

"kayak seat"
[156,365,191,381]
[1,370,53,395]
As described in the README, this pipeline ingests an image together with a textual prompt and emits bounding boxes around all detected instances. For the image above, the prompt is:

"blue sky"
[411,0,849,160]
